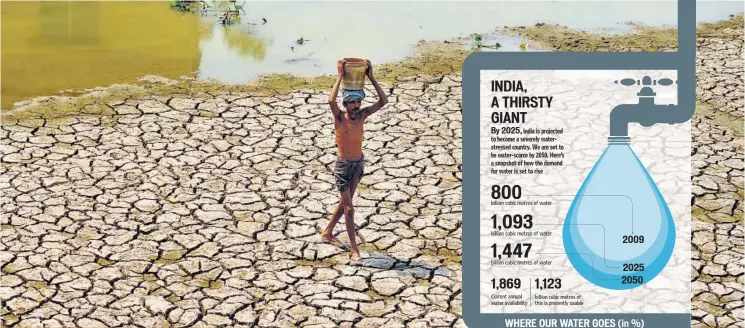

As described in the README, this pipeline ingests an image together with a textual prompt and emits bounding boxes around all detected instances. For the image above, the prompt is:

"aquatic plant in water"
[169,0,189,11]
[231,0,245,14]
[216,0,246,25]
[169,0,246,25]
[472,33,483,49]
[169,0,209,13]
[220,10,241,25]
[471,34,502,51]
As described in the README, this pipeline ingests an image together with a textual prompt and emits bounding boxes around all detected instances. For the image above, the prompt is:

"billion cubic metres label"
[478,70,691,314]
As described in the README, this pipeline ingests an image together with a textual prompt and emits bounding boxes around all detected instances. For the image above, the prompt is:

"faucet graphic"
[563,75,683,290]
[609,76,685,140]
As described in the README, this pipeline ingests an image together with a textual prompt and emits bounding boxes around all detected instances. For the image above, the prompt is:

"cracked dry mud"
[1,75,465,327]
[1,37,743,328]
[690,109,744,327]
[696,37,744,119]
[690,35,744,328]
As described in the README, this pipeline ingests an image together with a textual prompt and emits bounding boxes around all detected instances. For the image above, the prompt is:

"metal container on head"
[341,58,367,91]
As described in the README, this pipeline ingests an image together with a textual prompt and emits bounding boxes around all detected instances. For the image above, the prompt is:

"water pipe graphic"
[562,75,689,290]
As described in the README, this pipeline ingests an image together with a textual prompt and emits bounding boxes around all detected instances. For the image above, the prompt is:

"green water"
[1,2,207,109]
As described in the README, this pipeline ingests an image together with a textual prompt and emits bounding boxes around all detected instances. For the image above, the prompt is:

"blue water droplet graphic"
[562,144,675,290]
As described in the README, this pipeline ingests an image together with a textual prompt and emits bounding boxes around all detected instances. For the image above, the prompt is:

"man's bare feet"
[350,251,362,262]
[322,234,350,250]
[320,233,340,243]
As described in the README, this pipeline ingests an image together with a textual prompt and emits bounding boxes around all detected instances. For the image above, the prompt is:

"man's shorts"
[333,155,365,192]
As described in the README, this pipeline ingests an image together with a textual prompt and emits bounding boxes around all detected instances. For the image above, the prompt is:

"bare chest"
[335,116,364,134]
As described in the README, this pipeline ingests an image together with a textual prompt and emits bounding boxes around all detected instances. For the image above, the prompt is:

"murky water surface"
[1,1,742,109]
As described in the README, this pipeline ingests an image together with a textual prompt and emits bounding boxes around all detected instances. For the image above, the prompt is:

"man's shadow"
[325,237,458,279]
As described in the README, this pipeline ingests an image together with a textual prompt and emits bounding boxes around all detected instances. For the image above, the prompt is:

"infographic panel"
[478,70,691,317]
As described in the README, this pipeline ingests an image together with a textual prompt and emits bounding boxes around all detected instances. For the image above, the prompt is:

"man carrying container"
[320,59,388,262]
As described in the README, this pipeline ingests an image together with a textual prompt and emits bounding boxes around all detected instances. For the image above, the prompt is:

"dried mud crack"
[1,76,465,328]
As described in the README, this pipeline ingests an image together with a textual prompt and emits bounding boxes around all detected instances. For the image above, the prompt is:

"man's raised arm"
[329,60,344,121]
[363,60,388,116]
